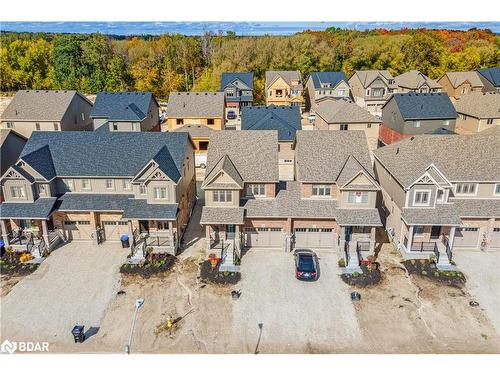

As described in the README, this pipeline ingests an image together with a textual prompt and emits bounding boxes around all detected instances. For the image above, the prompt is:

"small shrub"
[410,259,416,265]
[433,271,439,277]
[352,272,360,278]
[421,270,427,276]
[338,258,346,268]
[429,254,436,263]
[419,259,426,265]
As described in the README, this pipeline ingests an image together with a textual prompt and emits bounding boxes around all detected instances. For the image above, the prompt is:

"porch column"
[407,225,414,252]
[486,218,495,251]
[128,221,134,248]
[448,227,456,250]
[370,227,376,252]
[205,225,211,251]
[0,219,9,246]
[41,220,50,249]
[90,211,99,245]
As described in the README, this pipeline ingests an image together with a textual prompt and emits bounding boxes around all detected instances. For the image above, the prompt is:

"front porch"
[400,224,454,266]
[339,225,378,273]
[129,219,178,259]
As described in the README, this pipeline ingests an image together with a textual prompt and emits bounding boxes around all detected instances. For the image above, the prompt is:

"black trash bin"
[72,325,85,343]
[0,240,5,257]
[120,235,130,248]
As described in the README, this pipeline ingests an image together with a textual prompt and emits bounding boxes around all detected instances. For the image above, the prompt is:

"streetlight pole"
[125,298,144,354]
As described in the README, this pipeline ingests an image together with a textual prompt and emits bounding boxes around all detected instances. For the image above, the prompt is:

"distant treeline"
[1,28,498,102]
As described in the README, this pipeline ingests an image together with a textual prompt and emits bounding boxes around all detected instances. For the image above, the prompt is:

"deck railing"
[410,241,438,252]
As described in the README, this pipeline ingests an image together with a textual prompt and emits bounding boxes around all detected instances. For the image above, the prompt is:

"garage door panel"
[455,228,479,248]
[102,220,129,241]
[64,220,92,241]
[491,228,500,249]
[244,227,283,248]
[294,228,335,249]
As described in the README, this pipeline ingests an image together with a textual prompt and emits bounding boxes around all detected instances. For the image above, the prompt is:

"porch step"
[436,242,450,266]
[345,241,363,273]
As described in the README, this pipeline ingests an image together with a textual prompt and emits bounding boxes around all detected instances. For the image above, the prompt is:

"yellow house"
[265,71,304,107]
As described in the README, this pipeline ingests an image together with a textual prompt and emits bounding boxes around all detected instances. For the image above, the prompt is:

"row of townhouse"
[0,126,498,271]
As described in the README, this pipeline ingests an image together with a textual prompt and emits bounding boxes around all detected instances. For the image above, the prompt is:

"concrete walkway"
[0,242,128,345]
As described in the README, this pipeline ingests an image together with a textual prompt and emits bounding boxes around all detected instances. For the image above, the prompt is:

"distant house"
[164,92,225,132]
[241,105,301,180]
[348,70,398,117]
[394,70,442,94]
[220,72,253,127]
[313,98,381,152]
[305,72,350,110]
[0,130,27,202]
[172,124,215,168]
[91,92,160,132]
[380,93,457,145]
[0,90,93,138]
[265,71,303,107]
[454,92,500,135]
[438,71,485,99]
[475,67,500,92]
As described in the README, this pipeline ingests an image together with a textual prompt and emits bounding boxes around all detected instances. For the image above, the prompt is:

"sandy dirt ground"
[0,274,23,298]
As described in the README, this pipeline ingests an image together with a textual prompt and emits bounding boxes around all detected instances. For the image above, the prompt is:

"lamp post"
[125,298,144,354]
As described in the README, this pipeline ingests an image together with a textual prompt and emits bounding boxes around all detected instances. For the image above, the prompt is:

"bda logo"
[1,340,17,354]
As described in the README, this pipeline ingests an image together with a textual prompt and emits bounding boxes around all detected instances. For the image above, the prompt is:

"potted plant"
[208,253,220,269]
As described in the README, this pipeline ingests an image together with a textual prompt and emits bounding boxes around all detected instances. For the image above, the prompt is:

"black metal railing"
[357,241,371,252]
[344,241,350,266]
[410,241,438,252]
[443,237,452,261]
[145,235,175,247]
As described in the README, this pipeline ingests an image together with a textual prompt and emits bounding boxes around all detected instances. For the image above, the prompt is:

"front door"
[345,226,353,242]
[226,224,235,240]
[430,226,441,239]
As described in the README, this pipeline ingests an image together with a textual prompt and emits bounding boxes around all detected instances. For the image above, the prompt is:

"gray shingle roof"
[336,155,378,188]
[309,72,348,89]
[172,124,215,138]
[200,207,245,225]
[166,92,225,118]
[265,71,302,90]
[220,72,254,90]
[295,130,374,183]
[241,105,301,141]
[387,93,457,120]
[122,200,178,220]
[19,131,189,182]
[314,99,381,123]
[476,67,500,87]
[374,132,500,188]
[443,71,484,88]
[352,70,397,89]
[204,131,279,183]
[242,181,381,225]
[395,70,442,90]
[1,90,91,121]
[0,197,57,219]
[90,92,157,121]
[56,194,134,212]
[203,155,244,189]
[454,92,500,119]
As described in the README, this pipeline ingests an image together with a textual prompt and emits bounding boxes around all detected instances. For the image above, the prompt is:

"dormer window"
[413,190,430,206]
[338,89,346,96]
[348,191,368,204]
[455,183,477,195]
[140,185,147,195]
[247,184,266,197]
[154,187,167,199]
[213,190,232,202]
[10,186,26,198]
[312,184,331,197]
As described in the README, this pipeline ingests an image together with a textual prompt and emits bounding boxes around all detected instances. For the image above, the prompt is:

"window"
[132,123,140,131]
[199,141,208,151]
[81,112,85,121]
[122,180,131,190]
[38,184,47,196]
[437,189,444,201]
[414,226,425,236]
[372,88,384,97]
[413,190,430,206]
[35,123,40,131]
[176,119,184,125]
[455,183,477,195]
[338,89,346,96]
[105,179,114,190]
[340,124,348,131]
[443,119,450,126]
[11,186,26,198]
[348,191,369,204]
[140,185,146,195]
[207,119,215,125]
[312,184,331,197]
[275,89,283,97]
[6,122,14,129]
[63,179,74,191]
[462,114,467,120]
[112,122,118,131]
[154,187,167,199]
[54,123,59,131]
[495,184,500,195]
[247,184,266,197]
[487,118,494,125]
[82,179,91,190]
[213,190,232,202]
[367,124,372,128]
[413,121,421,128]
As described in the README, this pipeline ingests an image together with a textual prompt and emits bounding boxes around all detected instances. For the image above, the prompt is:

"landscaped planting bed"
[340,263,382,286]
[120,253,176,278]
[0,252,40,275]
[199,260,241,285]
[403,259,466,286]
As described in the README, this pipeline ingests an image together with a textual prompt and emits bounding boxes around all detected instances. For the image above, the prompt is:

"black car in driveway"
[294,249,318,281]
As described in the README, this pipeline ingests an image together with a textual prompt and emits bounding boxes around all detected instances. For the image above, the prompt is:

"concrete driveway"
[230,249,362,353]
[0,242,128,345]
[453,249,500,335]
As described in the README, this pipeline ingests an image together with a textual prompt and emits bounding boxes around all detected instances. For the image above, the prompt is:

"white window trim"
[122,180,132,190]
[105,179,115,190]
[81,179,91,190]
[140,184,147,195]
[246,184,266,198]
[153,187,168,200]
[494,184,500,196]
[347,191,369,204]
[414,225,425,237]
[63,179,74,191]
[312,184,332,198]
[413,189,431,206]
[455,183,478,196]
[10,186,26,199]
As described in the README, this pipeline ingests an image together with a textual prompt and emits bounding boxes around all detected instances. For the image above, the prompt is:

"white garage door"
[244,227,283,248]
[454,227,479,248]
[294,228,335,248]
[491,228,500,249]
[102,220,129,241]
[64,220,93,241]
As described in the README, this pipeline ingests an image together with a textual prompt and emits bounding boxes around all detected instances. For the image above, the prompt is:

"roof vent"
[396,147,399,155]
[410,136,415,141]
